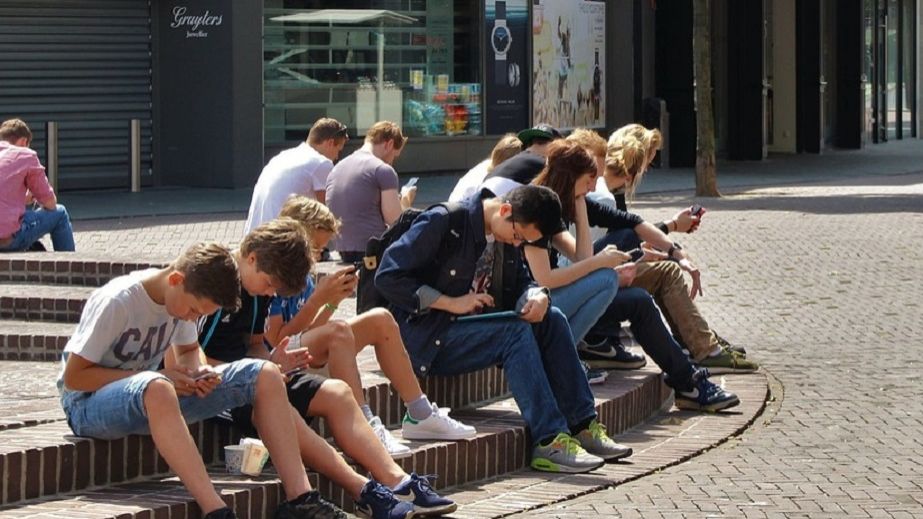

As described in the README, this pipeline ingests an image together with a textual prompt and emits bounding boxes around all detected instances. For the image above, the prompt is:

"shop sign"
[485,0,530,134]
[170,6,223,39]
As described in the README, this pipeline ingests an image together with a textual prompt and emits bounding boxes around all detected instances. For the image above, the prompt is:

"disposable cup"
[223,445,244,475]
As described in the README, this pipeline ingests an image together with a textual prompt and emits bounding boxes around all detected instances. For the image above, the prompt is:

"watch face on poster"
[491,25,511,54]
[508,62,521,87]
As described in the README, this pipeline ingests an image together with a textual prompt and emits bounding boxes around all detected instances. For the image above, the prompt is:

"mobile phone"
[626,248,644,262]
[404,177,419,189]
[690,204,704,216]
[457,310,520,322]
[195,371,220,381]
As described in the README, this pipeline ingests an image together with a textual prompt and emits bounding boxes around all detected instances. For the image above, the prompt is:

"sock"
[360,404,375,422]
[406,394,434,421]
[569,416,595,436]
[388,475,412,490]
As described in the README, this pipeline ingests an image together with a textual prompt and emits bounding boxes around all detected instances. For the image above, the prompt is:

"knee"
[327,320,355,344]
[366,307,398,329]
[320,379,354,403]
[143,377,177,410]
[257,360,284,385]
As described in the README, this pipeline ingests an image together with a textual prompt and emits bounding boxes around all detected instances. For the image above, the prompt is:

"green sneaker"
[698,348,759,374]
[530,432,604,473]
[575,420,633,461]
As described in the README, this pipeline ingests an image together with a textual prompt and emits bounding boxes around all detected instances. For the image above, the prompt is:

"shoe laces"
[363,482,396,507]
[431,404,465,428]
[552,433,583,454]
[410,474,439,496]
[587,420,609,441]
[373,421,397,445]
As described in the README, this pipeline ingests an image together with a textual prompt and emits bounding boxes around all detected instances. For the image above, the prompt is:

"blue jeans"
[593,228,640,254]
[587,287,696,390]
[62,359,265,439]
[550,268,619,343]
[0,205,75,252]
[426,307,596,445]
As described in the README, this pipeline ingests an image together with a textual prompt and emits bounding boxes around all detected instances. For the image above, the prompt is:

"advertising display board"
[485,0,530,134]
[532,0,606,129]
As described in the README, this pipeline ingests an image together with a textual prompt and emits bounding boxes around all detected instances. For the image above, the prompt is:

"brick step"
[0,254,160,288]
[443,372,770,518]
[0,367,671,517]
[0,254,345,289]
[0,320,75,361]
[0,359,518,506]
[0,284,94,324]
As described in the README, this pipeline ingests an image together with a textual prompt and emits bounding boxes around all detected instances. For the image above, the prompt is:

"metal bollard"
[45,121,58,191]
[130,119,141,192]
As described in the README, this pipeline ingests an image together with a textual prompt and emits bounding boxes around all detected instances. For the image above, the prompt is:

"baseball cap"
[517,123,563,147]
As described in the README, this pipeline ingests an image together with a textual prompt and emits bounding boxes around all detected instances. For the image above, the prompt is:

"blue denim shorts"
[62,358,266,439]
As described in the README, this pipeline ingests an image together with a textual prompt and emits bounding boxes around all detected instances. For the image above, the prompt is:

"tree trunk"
[693,0,720,196]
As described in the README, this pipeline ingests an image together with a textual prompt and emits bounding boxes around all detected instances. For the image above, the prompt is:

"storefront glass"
[263,1,482,146]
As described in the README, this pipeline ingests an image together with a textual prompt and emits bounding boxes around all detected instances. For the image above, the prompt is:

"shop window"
[263,0,481,146]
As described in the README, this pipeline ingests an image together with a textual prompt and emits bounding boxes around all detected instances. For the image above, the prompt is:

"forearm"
[634,222,673,250]
[532,258,605,290]
[171,344,206,372]
[63,364,137,392]
[573,200,593,261]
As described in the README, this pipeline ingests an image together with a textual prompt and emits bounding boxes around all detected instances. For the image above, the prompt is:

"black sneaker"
[578,337,647,370]
[674,369,740,412]
[276,490,347,519]
[203,508,236,519]
[715,333,747,356]
[355,480,416,519]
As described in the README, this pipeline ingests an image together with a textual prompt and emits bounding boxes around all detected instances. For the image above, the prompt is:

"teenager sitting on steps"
[376,185,632,474]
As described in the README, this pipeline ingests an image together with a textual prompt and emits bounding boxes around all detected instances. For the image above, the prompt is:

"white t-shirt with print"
[57,269,199,396]
[244,142,334,234]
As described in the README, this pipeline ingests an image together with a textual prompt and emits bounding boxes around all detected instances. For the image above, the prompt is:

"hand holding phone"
[690,204,704,217]
[625,248,645,262]
[401,177,419,197]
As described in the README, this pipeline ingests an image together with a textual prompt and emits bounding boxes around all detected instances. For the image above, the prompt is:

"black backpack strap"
[430,201,467,259]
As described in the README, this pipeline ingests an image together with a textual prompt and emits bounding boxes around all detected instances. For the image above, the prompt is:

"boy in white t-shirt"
[57,242,348,519]
[244,117,349,234]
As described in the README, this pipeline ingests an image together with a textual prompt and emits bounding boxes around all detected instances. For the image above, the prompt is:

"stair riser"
[0,257,160,288]
[0,296,85,323]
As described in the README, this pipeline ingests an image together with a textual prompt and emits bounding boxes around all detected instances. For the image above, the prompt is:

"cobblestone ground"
[510,173,923,518]
[52,172,923,517]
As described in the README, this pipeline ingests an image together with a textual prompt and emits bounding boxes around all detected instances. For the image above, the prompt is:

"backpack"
[356,202,466,313]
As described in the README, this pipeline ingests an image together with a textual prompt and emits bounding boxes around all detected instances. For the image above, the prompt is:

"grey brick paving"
[509,174,923,517]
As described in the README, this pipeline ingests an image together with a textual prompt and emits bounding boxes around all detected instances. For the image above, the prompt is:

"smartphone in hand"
[690,204,704,217]
[625,248,644,262]
[401,177,419,196]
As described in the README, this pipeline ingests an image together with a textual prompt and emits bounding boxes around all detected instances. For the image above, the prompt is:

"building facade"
[0,0,918,190]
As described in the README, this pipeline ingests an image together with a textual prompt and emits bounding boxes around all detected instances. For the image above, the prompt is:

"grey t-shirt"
[325,148,400,252]
[57,269,199,398]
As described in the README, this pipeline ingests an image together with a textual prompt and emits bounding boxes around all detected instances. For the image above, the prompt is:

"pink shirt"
[0,141,54,238]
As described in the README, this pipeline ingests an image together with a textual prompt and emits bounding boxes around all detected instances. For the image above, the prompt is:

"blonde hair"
[566,128,607,159]
[610,124,662,162]
[365,121,408,150]
[488,134,522,171]
[605,137,648,198]
[279,195,340,236]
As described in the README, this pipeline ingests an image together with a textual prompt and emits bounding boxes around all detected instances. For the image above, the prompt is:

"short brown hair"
[279,195,340,236]
[240,218,313,297]
[0,119,32,144]
[307,117,348,146]
[172,242,241,312]
[488,133,522,171]
[532,140,596,222]
[365,121,408,150]
[566,128,607,159]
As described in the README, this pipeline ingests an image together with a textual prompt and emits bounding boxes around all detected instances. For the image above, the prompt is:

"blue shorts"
[62,359,266,440]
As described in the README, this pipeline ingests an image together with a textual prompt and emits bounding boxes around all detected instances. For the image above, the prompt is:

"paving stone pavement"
[506,173,923,518]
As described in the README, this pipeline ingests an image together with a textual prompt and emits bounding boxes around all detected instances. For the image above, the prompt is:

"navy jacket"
[374,191,536,375]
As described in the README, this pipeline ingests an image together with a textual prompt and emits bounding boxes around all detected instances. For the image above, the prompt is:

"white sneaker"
[369,416,412,459]
[401,403,477,440]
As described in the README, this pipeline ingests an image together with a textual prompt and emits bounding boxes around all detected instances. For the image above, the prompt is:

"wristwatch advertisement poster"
[485,0,529,134]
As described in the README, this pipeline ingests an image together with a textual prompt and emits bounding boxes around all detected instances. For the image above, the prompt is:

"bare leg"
[299,321,367,406]
[289,404,367,498]
[308,379,406,488]
[144,379,226,514]
[348,309,423,402]
[250,363,313,501]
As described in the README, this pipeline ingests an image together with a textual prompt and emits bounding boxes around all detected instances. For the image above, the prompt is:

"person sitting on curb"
[326,121,416,263]
[448,133,521,203]
[199,218,454,517]
[262,196,476,458]
[527,141,740,413]
[244,117,349,234]
[590,129,756,370]
[375,185,632,474]
[0,118,75,253]
[58,241,350,519]
[480,123,563,197]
